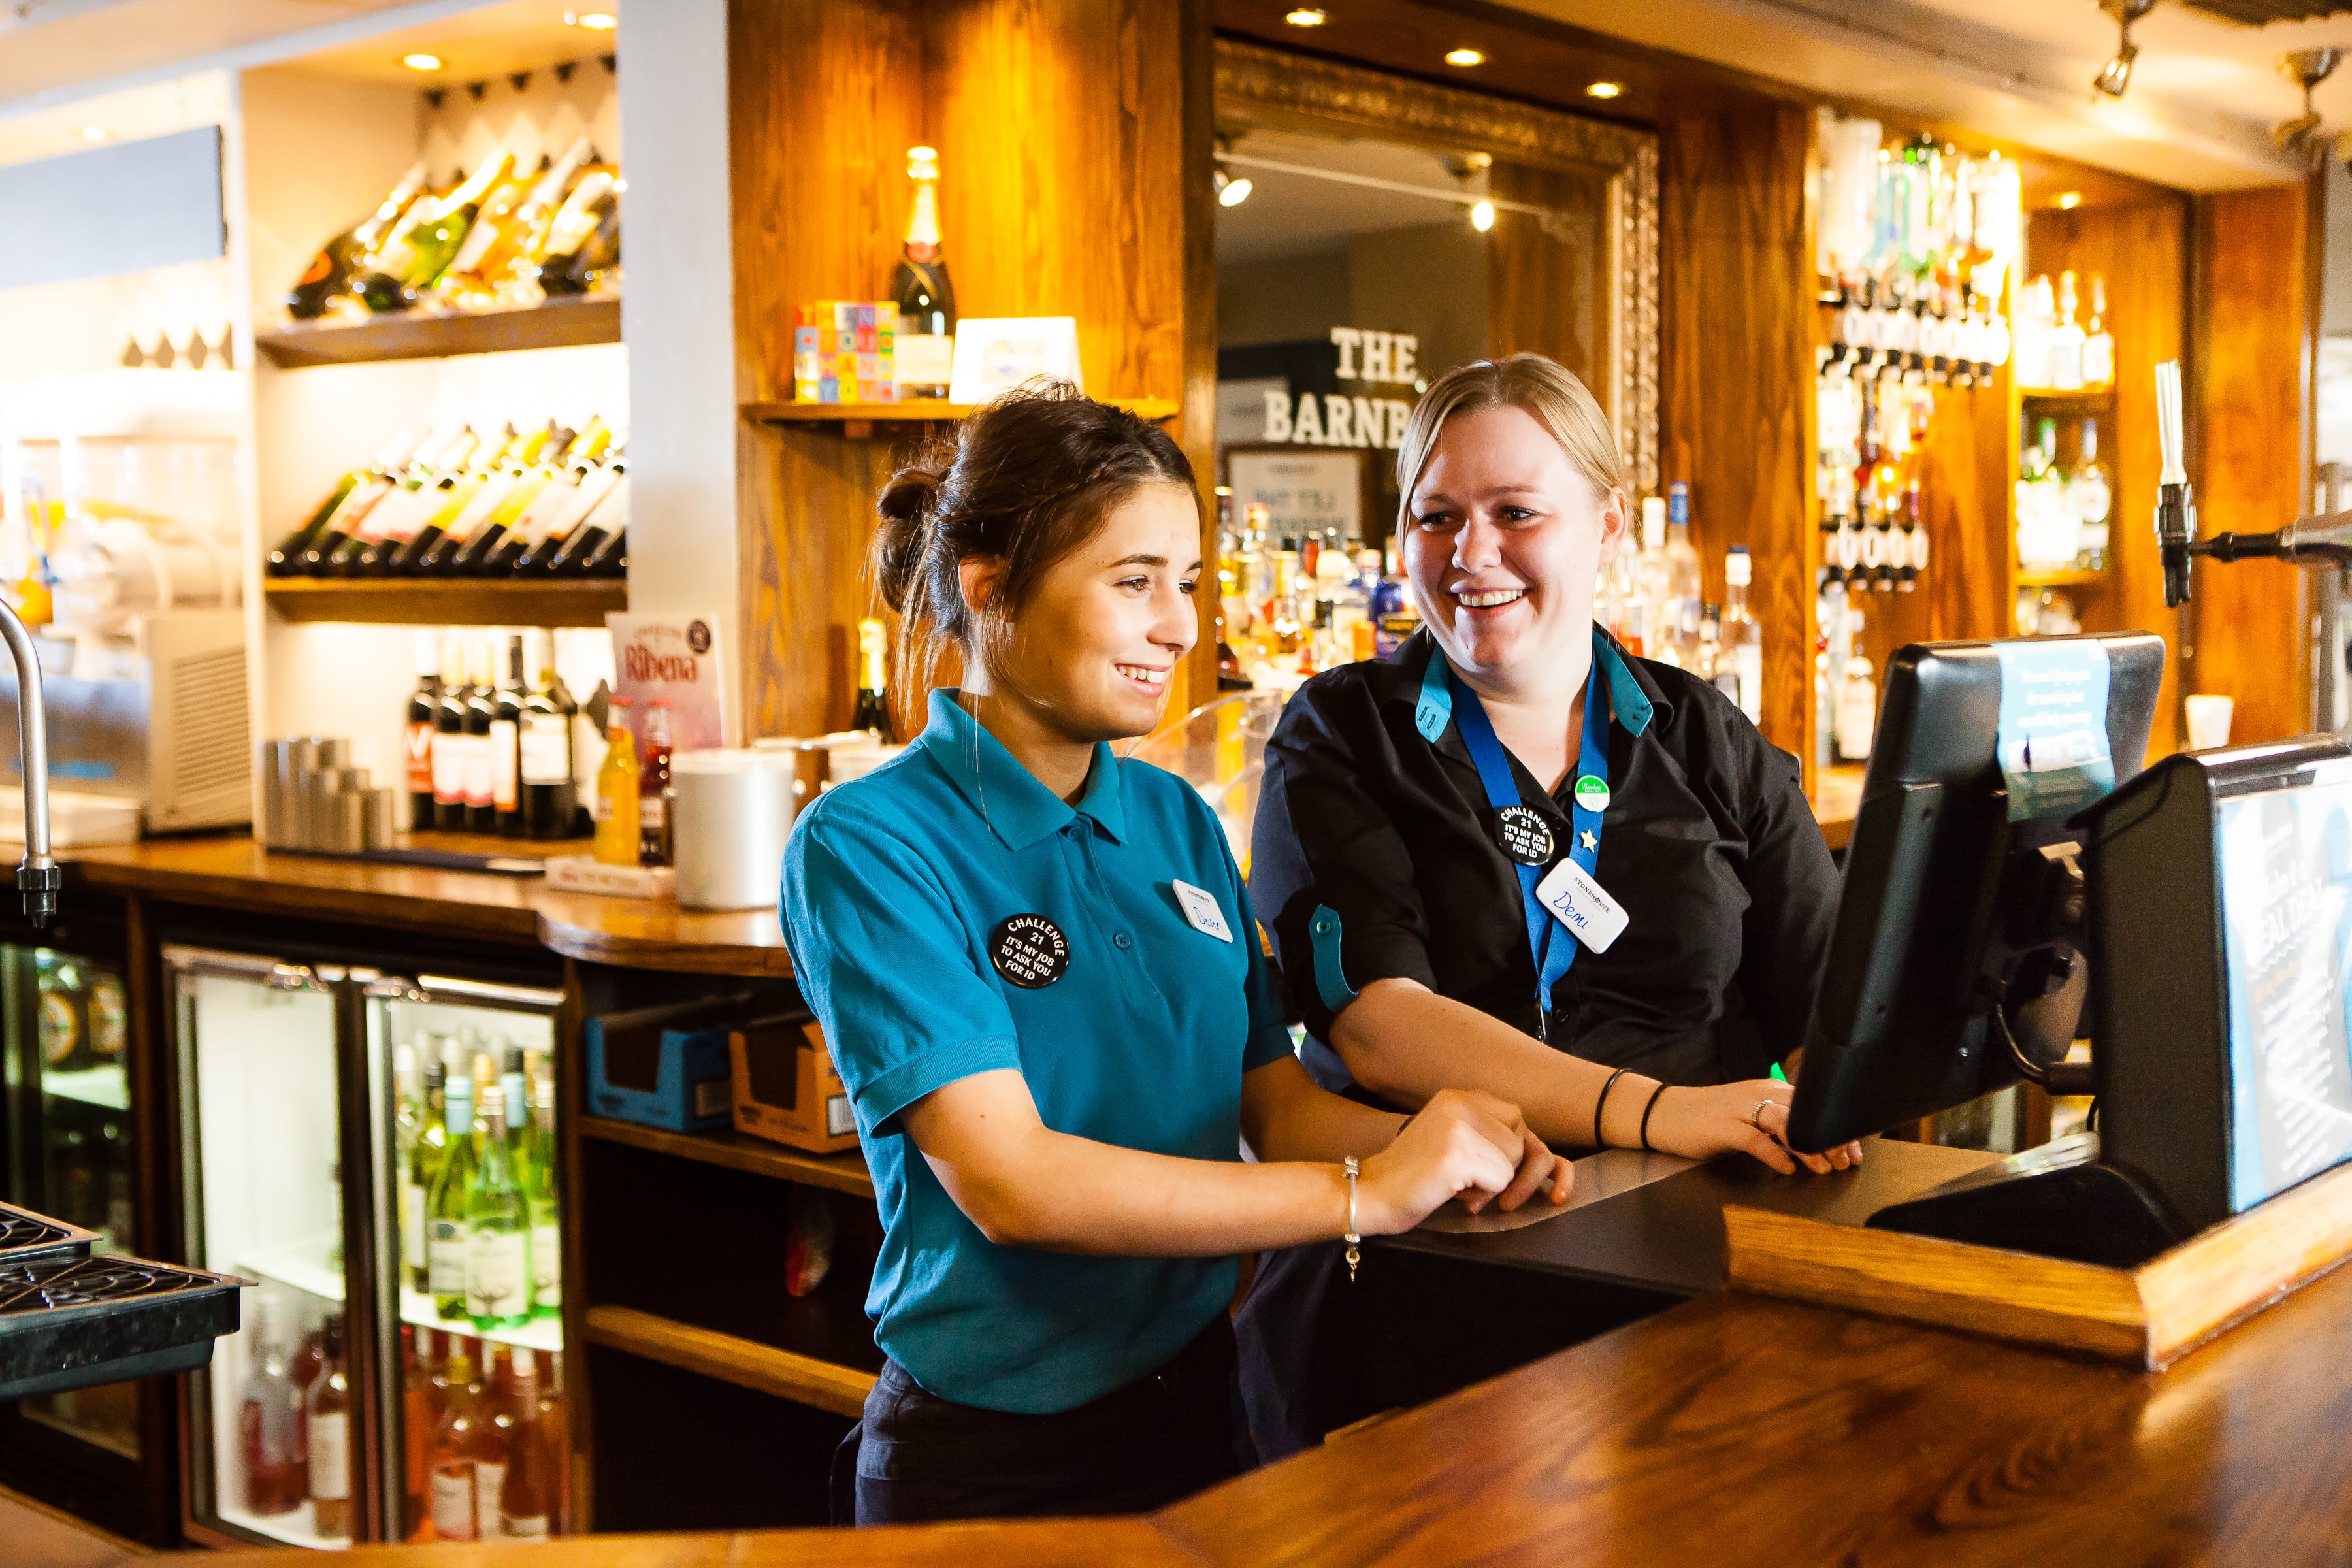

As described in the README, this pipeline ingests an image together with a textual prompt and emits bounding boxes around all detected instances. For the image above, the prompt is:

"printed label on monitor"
[1993,641,2114,822]
[2217,766,2352,1210]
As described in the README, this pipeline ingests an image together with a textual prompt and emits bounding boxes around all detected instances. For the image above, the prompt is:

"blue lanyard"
[1417,633,1613,1036]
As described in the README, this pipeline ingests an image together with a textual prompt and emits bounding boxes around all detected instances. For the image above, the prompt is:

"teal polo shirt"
[781,689,1295,1415]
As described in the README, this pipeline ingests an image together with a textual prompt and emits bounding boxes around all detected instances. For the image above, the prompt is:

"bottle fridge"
[169,945,573,1549]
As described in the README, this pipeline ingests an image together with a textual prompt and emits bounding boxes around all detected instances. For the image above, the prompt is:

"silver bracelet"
[1342,1156,1362,1283]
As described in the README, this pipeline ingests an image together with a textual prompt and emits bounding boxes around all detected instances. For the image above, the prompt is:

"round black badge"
[1494,805,1555,866]
[989,913,1071,989]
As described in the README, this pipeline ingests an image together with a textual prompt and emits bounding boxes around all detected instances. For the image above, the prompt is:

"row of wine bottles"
[267,422,625,578]
[286,139,619,322]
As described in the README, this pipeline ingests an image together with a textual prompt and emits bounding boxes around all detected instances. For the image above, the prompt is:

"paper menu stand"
[607,612,732,751]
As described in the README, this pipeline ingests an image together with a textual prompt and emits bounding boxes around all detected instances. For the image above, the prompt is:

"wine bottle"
[433,632,470,832]
[406,632,442,832]
[330,428,487,576]
[493,635,525,838]
[465,637,499,833]
[451,421,591,573]
[351,178,449,314]
[408,1060,447,1292]
[306,1315,352,1539]
[496,1347,551,1537]
[382,427,521,575]
[532,171,619,298]
[464,1083,532,1331]
[287,163,427,320]
[542,456,628,576]
[577,520,626,578]
[425,1344,484,1540]
[433,425,573,574]
[412,424,561,574]
[851,617,894,740]
[519,629,578,840]
[361,153,514,312]
[425,1073,478,1322]
[444,139,593,306]
[890,145,956,398]
[428,157,537,308]
[480,421,610,575]
[525,1075,561,1316]
[509,443,621,574]
[267,431,423,574]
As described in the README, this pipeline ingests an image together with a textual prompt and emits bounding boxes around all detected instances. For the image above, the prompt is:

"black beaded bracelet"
[1593,1067,1631,1151]
[1639,1082,1671,1151]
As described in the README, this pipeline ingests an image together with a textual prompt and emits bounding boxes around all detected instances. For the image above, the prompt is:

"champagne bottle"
[465,1083,532,1331]
[406,632,441,831]
[288,429,448,577]
[287,163,427,320]
[407,1058,447,1292]
[484,423,613,575]
[425,1072,476,1320]
[465,638,498,833]
[519,629,578,840]
[852,618,894,740]
[542,456,627,576]
[890,146,955,398]
[532,171,619,298]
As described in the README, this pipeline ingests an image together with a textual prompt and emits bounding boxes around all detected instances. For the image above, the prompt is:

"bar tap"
[2155,357,2352,606]
[0,599,60,926]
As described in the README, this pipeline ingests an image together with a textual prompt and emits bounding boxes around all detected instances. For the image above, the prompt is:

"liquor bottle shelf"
[582,1303,874,1418]
[742,396,1181,428]
[581,1115,874,1200]
[263,578,625,627]
[254,295,622,368]
[2017,385,2116,412]
[2015,567,2112,588]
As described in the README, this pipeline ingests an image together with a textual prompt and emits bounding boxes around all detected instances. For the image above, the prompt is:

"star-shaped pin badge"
[1580,830,1598,851]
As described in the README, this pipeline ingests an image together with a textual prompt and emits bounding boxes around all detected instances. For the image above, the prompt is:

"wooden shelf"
[2015,568,2112,588]
[582,1114,874,1198]
[2018,385,2117,412]
[255,295,621,368]
[264,577,624,626]
[582,1304,875,1418]
[743,396,1181,427]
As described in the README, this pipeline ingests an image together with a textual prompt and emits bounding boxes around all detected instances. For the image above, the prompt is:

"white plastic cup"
[2185,694,2234,751]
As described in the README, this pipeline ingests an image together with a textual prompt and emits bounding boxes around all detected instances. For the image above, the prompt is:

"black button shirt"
[1250,629,1838,1092]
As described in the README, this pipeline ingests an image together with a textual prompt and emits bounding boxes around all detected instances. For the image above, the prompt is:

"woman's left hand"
[1642,1079,1863,1175]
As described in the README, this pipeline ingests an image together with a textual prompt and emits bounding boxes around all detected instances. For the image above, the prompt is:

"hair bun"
[874,458,947,615]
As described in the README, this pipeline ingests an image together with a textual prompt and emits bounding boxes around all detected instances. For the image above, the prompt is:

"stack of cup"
[259,738,399,853]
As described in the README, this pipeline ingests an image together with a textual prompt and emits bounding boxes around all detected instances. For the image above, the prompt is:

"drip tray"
[0,1253,245,1400]
[0,1200,102,1267]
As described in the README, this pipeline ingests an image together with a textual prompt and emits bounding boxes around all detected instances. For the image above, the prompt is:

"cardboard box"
[731,1015,858,1154]
[586,995,753,1132]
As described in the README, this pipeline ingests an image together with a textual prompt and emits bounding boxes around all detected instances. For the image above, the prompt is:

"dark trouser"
[1233,1239,1365,1462]
[833,1315,1249,1526]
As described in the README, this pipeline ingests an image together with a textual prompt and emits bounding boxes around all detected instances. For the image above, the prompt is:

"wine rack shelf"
[582,1304,875,1418]
[742,396,1181,428]
[581,1115,874,1200]
[264,578,624,627]
[255,295,621,368]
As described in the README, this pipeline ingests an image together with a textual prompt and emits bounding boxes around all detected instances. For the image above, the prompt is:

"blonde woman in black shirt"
[1241,353,1861,1456]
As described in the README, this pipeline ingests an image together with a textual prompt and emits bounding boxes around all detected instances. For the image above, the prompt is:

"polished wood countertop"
[165,1251,2352,1565]
[63,836,792,977]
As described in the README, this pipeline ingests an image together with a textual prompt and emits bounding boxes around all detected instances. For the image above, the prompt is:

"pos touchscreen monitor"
[1786,633,2164,1156]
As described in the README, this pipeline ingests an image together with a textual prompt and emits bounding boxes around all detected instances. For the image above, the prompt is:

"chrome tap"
[2155,356,2352,607]
[0,601,59,926]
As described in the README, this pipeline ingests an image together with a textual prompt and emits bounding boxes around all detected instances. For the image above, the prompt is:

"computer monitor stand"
[1863,1130,2187,1269]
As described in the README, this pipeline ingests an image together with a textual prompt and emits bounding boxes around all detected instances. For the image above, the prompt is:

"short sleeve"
[781,807,1023,1137]
[1249,674,1439,1040]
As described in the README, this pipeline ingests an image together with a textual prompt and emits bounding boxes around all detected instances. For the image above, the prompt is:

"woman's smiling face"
[1401,404,1625,691]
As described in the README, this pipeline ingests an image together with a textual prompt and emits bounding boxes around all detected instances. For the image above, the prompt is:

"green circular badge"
[1573,774,1610,812]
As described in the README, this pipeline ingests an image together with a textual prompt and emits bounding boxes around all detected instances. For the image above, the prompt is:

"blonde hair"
[1394,354,1624,531]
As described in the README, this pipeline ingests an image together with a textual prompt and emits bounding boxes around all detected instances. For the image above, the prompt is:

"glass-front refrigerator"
[173,947,574,1550]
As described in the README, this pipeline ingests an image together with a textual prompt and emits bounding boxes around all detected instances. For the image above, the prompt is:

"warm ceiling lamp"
[1586,81,1624,99]
[2057,191,2084,209]
[402,53,443,71]
[79,125,106,141]
[573,11,617,27]
[1469,198,1495,231]
[1214,168,1253,208]
[1285,7,1327,24]
[1445,48,1484,67]
[2092,0,2153,99]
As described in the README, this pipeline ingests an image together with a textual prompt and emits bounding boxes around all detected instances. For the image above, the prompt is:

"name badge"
[1171,879,1234,943]
[1535,858,1628,954]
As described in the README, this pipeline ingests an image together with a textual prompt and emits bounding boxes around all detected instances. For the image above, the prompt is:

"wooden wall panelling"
[1488,160,1614,414]
[2025,201,2189,757]
[1659,97,1815,766]
[1180,0,1219,715]
[2189,182,2313,747]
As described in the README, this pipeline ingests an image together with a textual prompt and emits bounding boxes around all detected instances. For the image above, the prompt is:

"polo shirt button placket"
[1113,932,1132,950]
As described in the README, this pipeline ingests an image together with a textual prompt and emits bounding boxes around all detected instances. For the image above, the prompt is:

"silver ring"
[1750,1098,1773,1129]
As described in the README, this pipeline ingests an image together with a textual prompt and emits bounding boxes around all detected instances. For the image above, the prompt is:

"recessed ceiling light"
[574,11,617,27]
[1469,198,1495,231]
[1585,81,1623,99]
[1445,47,1484,67]
[79,125,106,141]
[2057,191,2083,209]
[403,53,443,71]
[1285,7,1327,24]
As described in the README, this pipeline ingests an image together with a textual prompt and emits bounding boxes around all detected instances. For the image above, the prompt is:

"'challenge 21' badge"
[989,913,1070,988]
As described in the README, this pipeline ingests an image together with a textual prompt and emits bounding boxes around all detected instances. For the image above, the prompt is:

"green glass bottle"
[525,1075,561,1320]
[465,1083,532,1331]
[425,1073,478,1321]
[406,1060,448,1293]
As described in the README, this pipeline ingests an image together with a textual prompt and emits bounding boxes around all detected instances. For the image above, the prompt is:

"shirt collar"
[1398,627,1664,739]
[915,689,1126,850]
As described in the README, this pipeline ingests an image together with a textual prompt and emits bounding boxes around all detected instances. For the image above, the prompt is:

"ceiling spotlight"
[1470,198,1495,232]
[2092,0,2153,99]
[1586,81,1624,99]
[79,125,106,141]
[2057,191,2083,209]
[1445,48,1485,67]
[1214,168,1253,208]
[1285,7,1327,24]
[575,11,617,27]
[2275,48,2342,157]
[403,53,443,71]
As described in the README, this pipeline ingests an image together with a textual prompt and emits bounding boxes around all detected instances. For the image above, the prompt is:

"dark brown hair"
[873,379,1196,693]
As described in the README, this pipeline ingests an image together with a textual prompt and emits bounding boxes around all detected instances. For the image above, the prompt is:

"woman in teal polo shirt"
[781,383,1567,1526]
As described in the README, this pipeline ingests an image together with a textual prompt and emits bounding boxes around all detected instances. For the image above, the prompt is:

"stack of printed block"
[793,302,899,403]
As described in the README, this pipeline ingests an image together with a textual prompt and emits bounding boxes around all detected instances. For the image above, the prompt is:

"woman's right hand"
[1354,1088,1561,1234]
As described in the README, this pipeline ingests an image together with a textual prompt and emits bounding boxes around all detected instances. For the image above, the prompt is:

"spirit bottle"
[2046,270,2087,391]
[1663,483,1705,666]
[592,698,640,868]
[426,1074,478,1321]
[638,700,675,869]
[306,1315,351,1539]
[852,618,894,739]
[1720,546,1765,725]
[2069,417,2114,572]
[2082,274,2115,389]
[890,146,956,398]
[1836,606,1878,762]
